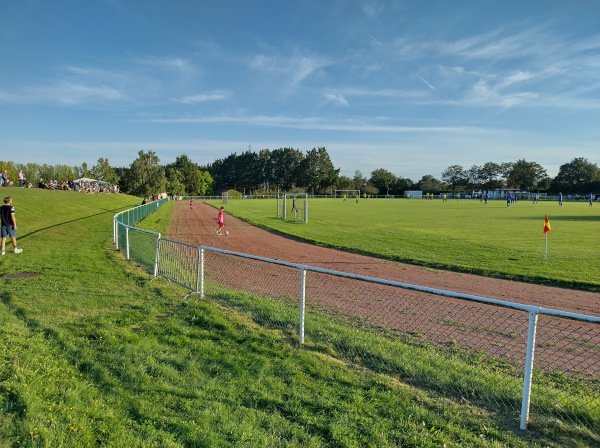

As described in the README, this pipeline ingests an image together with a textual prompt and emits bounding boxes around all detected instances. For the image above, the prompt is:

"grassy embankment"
[0,189,597,447]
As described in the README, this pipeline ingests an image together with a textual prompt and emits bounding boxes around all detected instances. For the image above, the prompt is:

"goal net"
[277,193,308,223]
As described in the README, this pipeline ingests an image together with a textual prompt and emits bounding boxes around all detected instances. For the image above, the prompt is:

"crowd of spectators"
[36,178,120,194]
[38,179,71,190]
[0,170,119,194]
[0,170,13,187]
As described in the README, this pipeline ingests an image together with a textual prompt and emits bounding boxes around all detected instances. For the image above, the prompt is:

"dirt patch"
[0,272,40,280]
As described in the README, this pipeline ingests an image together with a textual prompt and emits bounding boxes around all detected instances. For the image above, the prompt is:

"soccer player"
[216,206,225,235]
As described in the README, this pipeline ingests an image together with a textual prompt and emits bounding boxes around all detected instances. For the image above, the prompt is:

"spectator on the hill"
[1,196,23,255]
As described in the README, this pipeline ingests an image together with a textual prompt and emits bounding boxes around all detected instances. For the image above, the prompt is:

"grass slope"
[0,190,596,447]
[204,197,600,291]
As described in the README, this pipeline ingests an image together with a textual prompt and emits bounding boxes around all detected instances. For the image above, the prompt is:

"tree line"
[1,149,598,198]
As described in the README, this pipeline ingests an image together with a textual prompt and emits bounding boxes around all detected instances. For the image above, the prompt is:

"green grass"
[0,190,597,447]
[204,197,600,291]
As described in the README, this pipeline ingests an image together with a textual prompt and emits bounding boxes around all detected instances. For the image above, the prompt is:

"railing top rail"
[113,197,170,222]
[117,223,161,236]
[159,237,203,250]
[196,243,600,323]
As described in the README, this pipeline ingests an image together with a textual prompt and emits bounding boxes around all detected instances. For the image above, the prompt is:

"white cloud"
[0,81,124,105]
[138,56,194,72]
[323,93,349,106]
[173,90,231,104]
[248,53,330,89]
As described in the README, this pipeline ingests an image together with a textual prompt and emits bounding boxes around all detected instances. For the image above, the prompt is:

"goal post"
[277,193,308,223]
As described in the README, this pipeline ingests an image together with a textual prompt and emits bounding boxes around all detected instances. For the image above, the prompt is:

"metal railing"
[113,204,600,435]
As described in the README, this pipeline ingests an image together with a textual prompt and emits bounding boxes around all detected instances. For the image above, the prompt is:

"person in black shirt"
[1,196,23,255]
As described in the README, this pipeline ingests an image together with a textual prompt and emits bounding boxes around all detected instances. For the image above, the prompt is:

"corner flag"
[543,215,551,234]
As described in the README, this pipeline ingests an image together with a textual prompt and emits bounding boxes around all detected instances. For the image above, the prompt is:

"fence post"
[115,220,119,250]
[304,194,308,223]
[198,247,205,298]
[153,235,161,278]
[520,310,539,430]
[125,227,130,260]
[299,267,306,345]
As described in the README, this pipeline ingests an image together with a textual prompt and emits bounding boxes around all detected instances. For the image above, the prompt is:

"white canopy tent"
[73,177,109,186]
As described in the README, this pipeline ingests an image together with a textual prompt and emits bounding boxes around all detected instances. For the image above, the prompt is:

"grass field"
[0,189,598,447]
[204,197,600,291]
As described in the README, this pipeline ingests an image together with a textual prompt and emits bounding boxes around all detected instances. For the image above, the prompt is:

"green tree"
[551,157,599,193]
[466,165,482,189]
[499,162,514,183]
[91,158,119,184]
[270,147,305,191]
[235,150,261,194]
[128,150,167,198]
[196,170,214,195]
[479,162,504,190]
[336,175,354,190]
[257,149,274,192]
[353,170,367,191]
[297,147,339,194]
[506,159,550,190]
[369,168,397,195]
[363,182,378,195]
[392,176,414,195]
[80,162,91,178]
[113,166,131,192]
[417,175,444,193]
[166,168,186,196]
[167,154,209,195]
[441,165,467,191]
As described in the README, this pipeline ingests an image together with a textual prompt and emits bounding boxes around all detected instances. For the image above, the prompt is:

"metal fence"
[114,204,600,435]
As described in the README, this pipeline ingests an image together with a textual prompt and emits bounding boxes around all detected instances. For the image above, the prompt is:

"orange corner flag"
[543,214,551,234]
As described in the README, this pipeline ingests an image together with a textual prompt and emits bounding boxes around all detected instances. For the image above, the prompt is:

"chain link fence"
[114,208,600,436]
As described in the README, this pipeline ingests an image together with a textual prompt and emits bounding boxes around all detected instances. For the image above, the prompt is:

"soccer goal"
[334,189,360,200]
[277,193,308,223]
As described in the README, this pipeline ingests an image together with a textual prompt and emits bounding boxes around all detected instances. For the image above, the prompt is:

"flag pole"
[543,214,551,260]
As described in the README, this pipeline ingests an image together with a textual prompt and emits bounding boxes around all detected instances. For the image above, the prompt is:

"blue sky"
[1,0,599,181]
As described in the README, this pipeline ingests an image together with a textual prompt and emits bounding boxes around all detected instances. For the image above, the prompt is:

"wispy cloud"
[0,81,124,105]
[323,93,349,106]
[248,53,330,89]
[368,33,383,46]
[362,1,384,18]
[172,90,231,104]
[469,78,539,109]
[138,56,194,72]
[417,75,435,90]
[150,113,488,135]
